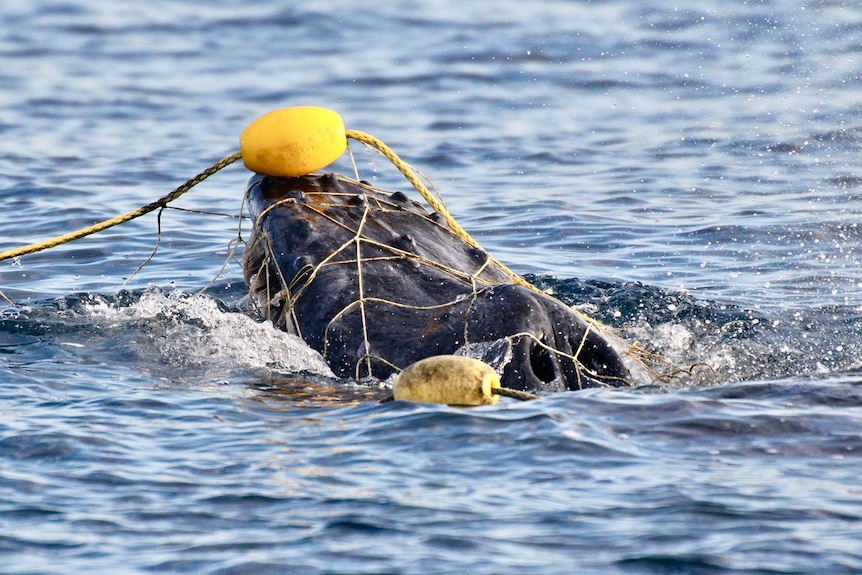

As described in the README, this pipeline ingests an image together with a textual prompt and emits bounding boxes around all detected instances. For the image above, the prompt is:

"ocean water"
[2,1,862,573]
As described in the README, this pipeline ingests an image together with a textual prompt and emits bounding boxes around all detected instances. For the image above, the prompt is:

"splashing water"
[80,288,336,382]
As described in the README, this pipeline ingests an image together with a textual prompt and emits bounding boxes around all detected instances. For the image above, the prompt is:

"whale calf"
[243,172,636,391]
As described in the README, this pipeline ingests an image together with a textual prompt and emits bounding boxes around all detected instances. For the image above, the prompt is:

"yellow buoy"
[239,106,347,178]
[393,355,501,406]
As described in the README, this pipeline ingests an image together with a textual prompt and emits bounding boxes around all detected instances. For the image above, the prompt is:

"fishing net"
[241,171,675,390]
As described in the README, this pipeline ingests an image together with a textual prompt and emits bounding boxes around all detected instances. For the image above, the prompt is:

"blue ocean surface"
[2,1,862,573]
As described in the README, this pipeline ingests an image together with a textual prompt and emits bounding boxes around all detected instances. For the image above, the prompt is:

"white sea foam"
[83,289,335,379]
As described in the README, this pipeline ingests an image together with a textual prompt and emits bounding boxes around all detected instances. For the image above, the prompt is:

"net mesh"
[242,172,680,388]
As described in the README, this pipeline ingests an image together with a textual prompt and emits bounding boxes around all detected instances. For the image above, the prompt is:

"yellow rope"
[0,131,547,302]
[0,151,242,263]
[380,385,537,403]
[0,131,609,341]
[345,129,537,293]
[493,387,539,401]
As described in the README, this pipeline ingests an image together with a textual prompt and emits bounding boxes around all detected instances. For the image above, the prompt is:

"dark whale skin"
[243,172,632,391]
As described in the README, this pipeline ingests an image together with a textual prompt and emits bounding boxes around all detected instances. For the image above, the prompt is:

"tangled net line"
[245,152,684,387]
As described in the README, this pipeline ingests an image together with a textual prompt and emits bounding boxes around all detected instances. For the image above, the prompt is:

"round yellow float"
[393,355,501,406]
[239,106,347,178]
